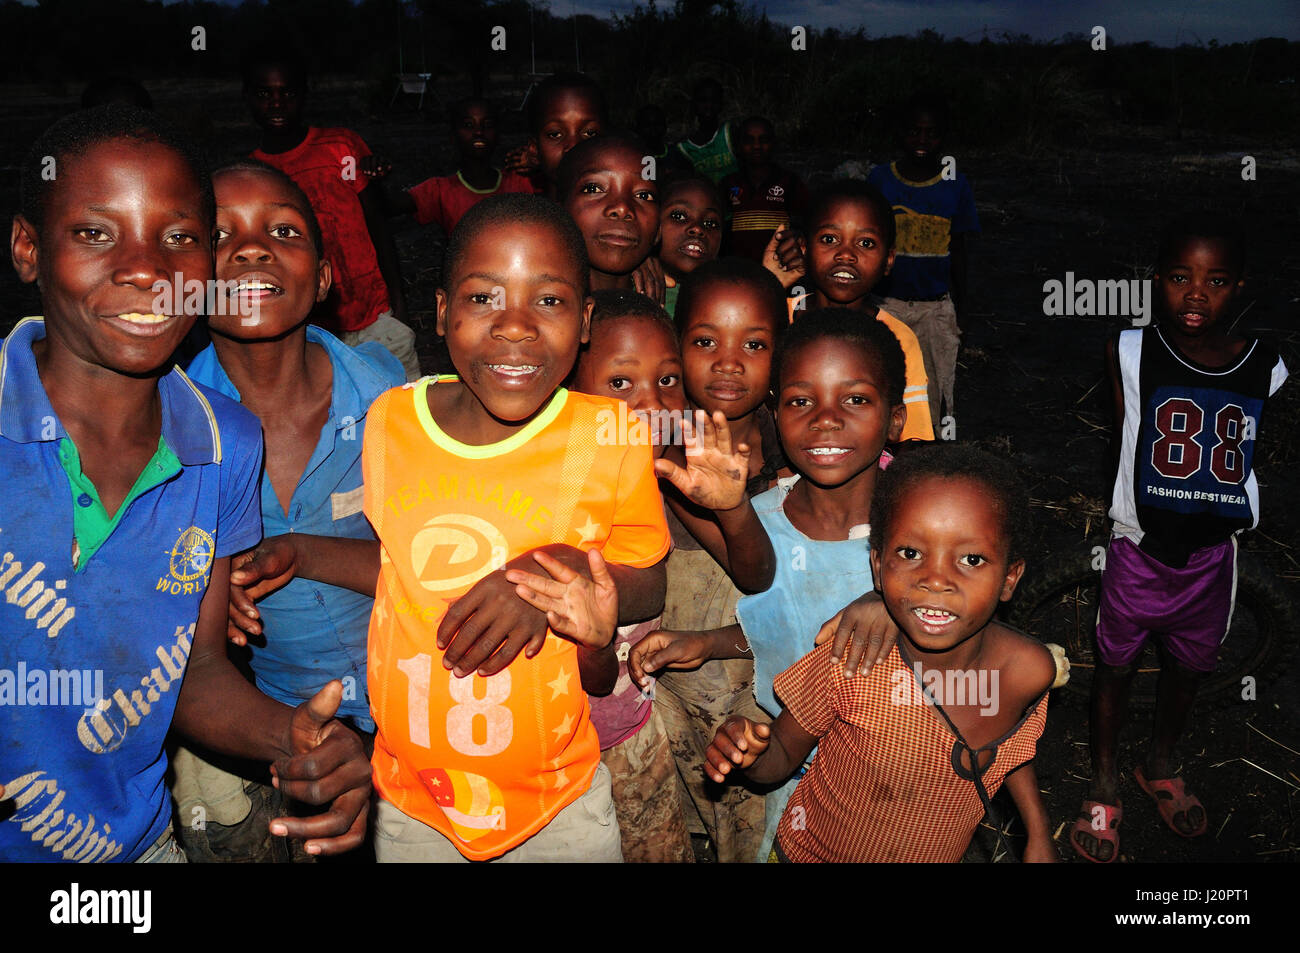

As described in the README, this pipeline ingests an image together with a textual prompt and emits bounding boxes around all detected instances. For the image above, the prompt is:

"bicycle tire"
[1005,545,1291,708]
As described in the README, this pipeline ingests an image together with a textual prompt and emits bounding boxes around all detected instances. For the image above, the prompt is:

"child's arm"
[812,591,900,677]
[655,409,775,593]
[627,622,751,690]
[704,710,818,786]
[359,182,408,324]
[438,544,666,678]
[226,534,380,644]
[506,549,619,695]
[1104,335,1125,473]
[175,556,371,855]
[1004,762,1057,863]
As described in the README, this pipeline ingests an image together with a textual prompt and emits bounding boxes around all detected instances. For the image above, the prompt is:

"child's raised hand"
[761,221,804,289]
[227,536,300,645]
[360,154,392,179]
[813,590,899,677]
[269,680,372,855]
[704,716,771,783]
[654,409,750,512]
[505,549,618,651]
[632,255,666,305]
[503,140,539,176]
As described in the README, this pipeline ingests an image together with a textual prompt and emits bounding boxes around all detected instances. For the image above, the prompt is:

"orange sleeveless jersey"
[363,378,671,859]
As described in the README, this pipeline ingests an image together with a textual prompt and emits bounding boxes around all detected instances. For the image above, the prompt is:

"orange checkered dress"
[774,642,1048,862]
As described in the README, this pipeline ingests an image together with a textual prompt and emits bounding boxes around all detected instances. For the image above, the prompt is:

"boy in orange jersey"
[364,194,670,861]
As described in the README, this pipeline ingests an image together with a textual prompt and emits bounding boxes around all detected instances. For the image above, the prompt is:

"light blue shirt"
[186,327,403,731]
[735,477,875,718]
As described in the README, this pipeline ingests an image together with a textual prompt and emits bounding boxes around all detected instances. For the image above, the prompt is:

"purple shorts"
[1095,534,1237,673]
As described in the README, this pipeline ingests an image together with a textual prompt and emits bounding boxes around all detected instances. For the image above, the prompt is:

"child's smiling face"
[658,182,722,281]
[244,65,306,133]
[871,476,1024,656]
[564,141,659,279]
[13,137,210,376]
[1155,236,1244,338]
[776,337,904,488]
[572,314,686,457]
[454,101,499,162]
[535,88,604,181]
[900,110,943,165]
[679,281,777,421]
[211,168,329,339]
[436,220,592,426]
[807,197,895,307]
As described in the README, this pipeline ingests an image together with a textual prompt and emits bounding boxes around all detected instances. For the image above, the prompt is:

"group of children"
[0,57,1287,865]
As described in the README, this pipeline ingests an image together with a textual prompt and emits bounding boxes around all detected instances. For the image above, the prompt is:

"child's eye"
[580,181,602,194]
[74,227,110,243]
[787,396,812,408]
[702,218,720,229]
[469,292,494,305]
[960,554,987,568]
[636,189,657,203]
[214,227,231,244]
[1169,275,1187,284]
[668,209,687,223]
[692,336,715,348]
[538,294,562,307]
[896,546,921,560]
[270,224,303,239]
[545,129,563,140]
[165,232,200,246]
[818,234,837,245]
[858,238,876,249]
[608,376,631,391]
[845,394,871,405]
[1209,277,1227,287]
[743,339,768,352]
[658,374,681,388]
[581,128,599,139]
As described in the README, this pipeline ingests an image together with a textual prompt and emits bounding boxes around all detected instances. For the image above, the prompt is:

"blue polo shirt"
[0,317,263,862]
[187,327,402,732]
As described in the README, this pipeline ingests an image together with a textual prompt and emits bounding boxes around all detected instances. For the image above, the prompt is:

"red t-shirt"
[252,127,389,333]
[406,170,537,234]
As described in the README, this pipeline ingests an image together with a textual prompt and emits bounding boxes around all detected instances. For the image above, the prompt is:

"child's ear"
[315,258,333,303]
[883,247,896,276]
[870,545,882,590]
[11,215,40,284]
[434,288,449,337]
[887,403,906,443]
[579,295,594,344]
[999,559,1026,601]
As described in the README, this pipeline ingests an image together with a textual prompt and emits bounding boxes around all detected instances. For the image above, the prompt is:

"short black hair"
[589,289,675,340]
[441,193,590,295]
[692,76,723,99]
[212,159,324,256]
[737,115,775,136]
[870,443,1031,565]
[240,41,309,90]
[899,92,950,130]
[1157,215,1247,276]
[554,132,647,205]
[527,72,607,135]
[448,96,498,124]
[779,307,906,408]
[659,172,723,209]
[805,179,897,251]
[20,105,213,234]
[674,258,787,343]
[80,76,153,110]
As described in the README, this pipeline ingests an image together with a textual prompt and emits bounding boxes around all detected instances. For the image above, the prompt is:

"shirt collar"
[0,317,222,465]
[185,325,392,432]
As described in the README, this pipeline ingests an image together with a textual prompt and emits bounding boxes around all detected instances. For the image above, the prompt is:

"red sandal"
[1135,765,1208,838]
[1070,799,1122,863]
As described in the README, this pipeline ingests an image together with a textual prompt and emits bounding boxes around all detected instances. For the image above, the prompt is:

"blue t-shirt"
[868,161,979,301]
[734,477,875,718]
[0,318,263,862]
[187,328,403,731]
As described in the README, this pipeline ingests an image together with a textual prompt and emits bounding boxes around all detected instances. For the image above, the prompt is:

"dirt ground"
[1,73,1295,864]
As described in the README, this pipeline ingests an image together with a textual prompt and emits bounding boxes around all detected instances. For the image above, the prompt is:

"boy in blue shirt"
[0,106,370,862]
[868,95,979,426]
